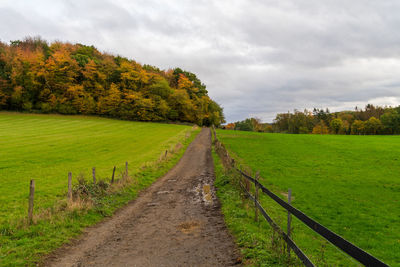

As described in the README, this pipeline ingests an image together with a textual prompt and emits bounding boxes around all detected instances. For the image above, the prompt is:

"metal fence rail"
[212,127,389,267]
[237,168,388,267]
[239,180,315,267]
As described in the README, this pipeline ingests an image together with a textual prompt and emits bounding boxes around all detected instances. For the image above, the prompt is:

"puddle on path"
[202,184,213,205]
[192,177,214,206]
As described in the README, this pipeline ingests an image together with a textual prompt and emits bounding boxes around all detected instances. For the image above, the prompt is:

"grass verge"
[212,146,295,266]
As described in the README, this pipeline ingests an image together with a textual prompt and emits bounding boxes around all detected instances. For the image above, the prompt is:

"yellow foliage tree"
[312,121,329,134]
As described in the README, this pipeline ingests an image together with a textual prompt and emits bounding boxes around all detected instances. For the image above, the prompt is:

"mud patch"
[178,221,201,234]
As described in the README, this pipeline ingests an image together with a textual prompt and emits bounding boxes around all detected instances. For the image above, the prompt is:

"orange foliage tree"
[0,37,225,126]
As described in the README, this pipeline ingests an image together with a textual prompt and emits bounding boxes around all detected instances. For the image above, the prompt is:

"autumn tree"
[270,105,397,135]
[312,121,329,134]
[97,83,121,116]
[82,59,106,98]
[225,123,235,130]
[351,120,365,135]
[0,38,224,125]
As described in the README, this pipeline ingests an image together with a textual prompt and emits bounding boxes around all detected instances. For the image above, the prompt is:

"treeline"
[226,104,400,135]
[0,37,224,126]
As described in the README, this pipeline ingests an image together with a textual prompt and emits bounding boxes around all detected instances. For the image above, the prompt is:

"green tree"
[234,119,254,131]
[330,118,343,134]
[380,110,400,134]
[147,78,172,99]
[364,117,383,135]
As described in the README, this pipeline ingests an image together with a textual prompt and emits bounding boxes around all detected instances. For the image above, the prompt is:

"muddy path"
[46,128,241,266]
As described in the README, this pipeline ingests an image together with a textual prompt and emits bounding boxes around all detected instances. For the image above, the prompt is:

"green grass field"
[215,130,400,266]
[0,112,197,266]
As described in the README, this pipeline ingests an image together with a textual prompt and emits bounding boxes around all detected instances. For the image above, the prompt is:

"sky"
[1,0,400,122]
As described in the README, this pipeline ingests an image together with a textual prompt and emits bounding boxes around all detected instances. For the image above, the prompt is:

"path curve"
[46,128,241,266]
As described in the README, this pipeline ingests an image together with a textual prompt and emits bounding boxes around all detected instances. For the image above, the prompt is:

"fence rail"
[239,179,315,266]
[212,127,388,267]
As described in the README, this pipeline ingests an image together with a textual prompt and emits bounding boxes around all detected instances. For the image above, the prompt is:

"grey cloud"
[2,0,400,121]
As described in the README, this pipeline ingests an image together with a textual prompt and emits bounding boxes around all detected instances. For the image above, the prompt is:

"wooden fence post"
[212,125,217,141]
[245,171,251,196]
[92,167,96,184]
[125,161,128,179]
[287,188,292,257]
[165,150,168,159]
[28,179,35,224]
[111,166,116,184]
[255,171,260,223]
[68,172,72,200]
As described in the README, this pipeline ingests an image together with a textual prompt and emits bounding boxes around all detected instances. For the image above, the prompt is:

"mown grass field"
[215,130,400,266]
[0,112,198,266]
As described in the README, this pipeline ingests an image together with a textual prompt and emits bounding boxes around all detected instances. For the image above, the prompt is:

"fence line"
[26,127,196,224]
[212,128,388,267]
[239,178,315,266]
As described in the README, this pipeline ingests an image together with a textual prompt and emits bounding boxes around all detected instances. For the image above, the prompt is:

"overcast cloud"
[1,0,400,122]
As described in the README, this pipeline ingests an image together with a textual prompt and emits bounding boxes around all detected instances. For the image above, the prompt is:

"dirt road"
[46,128,241,266]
